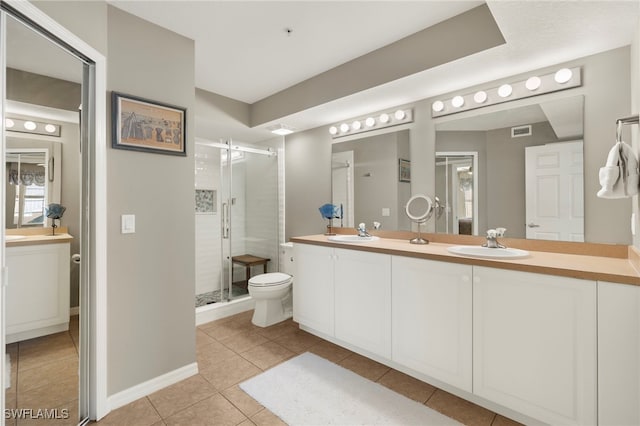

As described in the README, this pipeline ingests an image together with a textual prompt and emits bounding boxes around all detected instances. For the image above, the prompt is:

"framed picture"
[111,91,186,156]
[399,158,411,182]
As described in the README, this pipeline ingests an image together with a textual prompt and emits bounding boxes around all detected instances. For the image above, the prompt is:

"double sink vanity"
[5,228,72,344]
[291,232,640,426]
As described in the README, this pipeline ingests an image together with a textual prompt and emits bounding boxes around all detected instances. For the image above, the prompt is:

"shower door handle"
[222,202,230,239]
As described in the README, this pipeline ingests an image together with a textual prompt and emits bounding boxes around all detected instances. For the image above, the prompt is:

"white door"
[334,249,391,358]
[292,244,335,336]
[525,141,584,241]
[331,151,354,228]
[391,256,472,391]
[473,267,597,425]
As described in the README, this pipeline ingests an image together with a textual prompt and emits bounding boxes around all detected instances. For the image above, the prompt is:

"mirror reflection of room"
[4,13,84,424]
[435,96,584,241]
[331,129,411,231]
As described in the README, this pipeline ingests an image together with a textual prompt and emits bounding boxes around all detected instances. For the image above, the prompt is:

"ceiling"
[9,1,640,142]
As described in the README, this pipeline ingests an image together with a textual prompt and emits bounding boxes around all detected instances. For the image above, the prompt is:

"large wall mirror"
[435,95,584,242]
[331,129,411,231]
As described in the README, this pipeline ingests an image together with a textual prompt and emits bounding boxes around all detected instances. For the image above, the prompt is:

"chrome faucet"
[483,228,507,248]
[356,222,370,237]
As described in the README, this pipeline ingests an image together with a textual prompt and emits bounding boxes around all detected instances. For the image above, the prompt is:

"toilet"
[248,243,294,327]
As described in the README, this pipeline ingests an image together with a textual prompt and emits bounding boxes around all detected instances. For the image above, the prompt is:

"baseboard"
[196,297,254,326]
[70,306,79,316]
[107,362,198,412]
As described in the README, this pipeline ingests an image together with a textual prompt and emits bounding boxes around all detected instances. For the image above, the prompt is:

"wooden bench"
[231,254,270,285]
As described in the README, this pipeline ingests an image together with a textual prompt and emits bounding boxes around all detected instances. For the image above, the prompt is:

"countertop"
[5,227,73,247]
[291,234,640,286]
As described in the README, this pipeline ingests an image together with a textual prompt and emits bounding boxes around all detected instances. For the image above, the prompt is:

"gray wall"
[632,18,640,250]
[33,1,196,397]
[105,6,195,396]
[286,47,633,245]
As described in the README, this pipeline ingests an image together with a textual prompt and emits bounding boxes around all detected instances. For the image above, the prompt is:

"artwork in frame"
[111,91,186,156]
[399,158,411,182]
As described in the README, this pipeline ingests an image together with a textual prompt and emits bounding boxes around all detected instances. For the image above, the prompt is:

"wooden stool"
[231,254,270,286]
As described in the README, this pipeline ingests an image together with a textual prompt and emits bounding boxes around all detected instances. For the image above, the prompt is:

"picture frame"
[111,91,186,156]
[399,158,411,182]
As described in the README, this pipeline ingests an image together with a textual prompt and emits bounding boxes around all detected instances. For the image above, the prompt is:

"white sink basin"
[5,235,27,242]
[447,245,529,259]
[327,235,380,243]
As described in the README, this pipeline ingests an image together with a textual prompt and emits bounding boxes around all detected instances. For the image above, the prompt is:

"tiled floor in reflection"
[5,315,79,426]
[96,310,523,426]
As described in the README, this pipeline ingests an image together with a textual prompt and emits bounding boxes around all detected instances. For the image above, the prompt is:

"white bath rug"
[239,352,461,425]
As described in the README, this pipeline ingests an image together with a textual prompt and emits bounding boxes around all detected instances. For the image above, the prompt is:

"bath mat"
[239,352,461,425]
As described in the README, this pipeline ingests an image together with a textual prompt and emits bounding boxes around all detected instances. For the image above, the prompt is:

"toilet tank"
[279,242,295,276]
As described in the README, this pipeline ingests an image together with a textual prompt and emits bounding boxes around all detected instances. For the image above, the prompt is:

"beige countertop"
[291,234,640,286]
[5,227,73,247]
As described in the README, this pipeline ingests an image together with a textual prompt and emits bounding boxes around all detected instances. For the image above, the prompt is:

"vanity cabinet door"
[473,266,596,426]
[391,256,472,392]
[334,249,391,359]
[292,243,335,336]
[6,242,70,343]
[598,281,640,426]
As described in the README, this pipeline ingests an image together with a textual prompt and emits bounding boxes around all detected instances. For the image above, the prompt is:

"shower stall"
[195,137,283,319]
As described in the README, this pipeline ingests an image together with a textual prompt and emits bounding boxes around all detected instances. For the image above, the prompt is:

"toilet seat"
[248,272,292,287]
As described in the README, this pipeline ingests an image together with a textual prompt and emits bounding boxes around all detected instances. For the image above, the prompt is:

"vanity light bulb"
[329,126,338,135]
[473,91,487,104]
[44,124,57,133]
[451,96,465,108]
[394,110,406,120]
[554,68,572,84]
[525,76,541,91]
[351,120,361,131]
[5,118,14,128]
[23,121,37,131]
[339,123,350,133]
[379,113,390,124]
[432,101,445,112]
[365,117,376,127]
[497,84,513,98]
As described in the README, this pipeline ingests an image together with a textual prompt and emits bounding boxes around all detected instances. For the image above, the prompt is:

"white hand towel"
[597,141,639,198]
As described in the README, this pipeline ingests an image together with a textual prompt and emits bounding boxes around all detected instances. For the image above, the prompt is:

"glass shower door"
[220,140,279,302]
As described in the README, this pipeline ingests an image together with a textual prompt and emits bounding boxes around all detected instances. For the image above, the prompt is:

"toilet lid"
[249,272,292,287]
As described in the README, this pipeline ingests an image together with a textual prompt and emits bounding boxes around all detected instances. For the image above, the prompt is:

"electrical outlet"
[121,214,135,234]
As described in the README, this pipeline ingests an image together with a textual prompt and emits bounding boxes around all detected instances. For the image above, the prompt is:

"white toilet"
[248,243,294,327]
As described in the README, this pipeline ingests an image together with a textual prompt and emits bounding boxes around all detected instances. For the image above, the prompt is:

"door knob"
[527,222,540,228]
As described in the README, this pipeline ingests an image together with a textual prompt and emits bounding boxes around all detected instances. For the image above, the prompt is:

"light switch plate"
[382,208,390,217]
[121,214,135,234]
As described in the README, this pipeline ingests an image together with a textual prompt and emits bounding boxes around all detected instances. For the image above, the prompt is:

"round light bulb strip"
[431,66,581,118]
[329,108,413,138]
[4,117,61,137]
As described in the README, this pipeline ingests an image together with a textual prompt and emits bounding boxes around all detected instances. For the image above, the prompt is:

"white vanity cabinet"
[391,256,472,392]
[293,243,392,358]
[293,243,335,336]
[6,242,71,343]
[334,248,391,358]
[473,266,597,426]
[597,281,640,426]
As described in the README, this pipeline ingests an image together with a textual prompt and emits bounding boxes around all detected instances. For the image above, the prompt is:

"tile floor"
[5,315,80,426]
[95,310,523,426]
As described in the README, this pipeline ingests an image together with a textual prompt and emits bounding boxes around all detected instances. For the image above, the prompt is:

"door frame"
[435,151,479,236]
[1,1,108,421]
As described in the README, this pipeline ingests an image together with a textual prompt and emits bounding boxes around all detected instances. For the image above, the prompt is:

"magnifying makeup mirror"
[405,194,434,244]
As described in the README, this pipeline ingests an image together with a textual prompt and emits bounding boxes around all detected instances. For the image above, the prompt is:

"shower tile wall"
[195,144,221,296]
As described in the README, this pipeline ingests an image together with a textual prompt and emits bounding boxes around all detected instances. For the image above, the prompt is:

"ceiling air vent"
[511,125,532,138]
